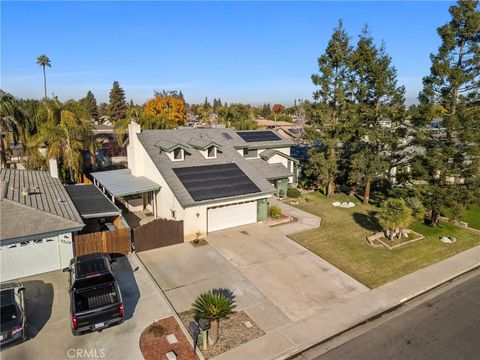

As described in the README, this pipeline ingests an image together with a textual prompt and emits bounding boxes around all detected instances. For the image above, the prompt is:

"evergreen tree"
[310,20,354,197]
[81,90,99,122]
[108,81,127,122]
[415,0,479,225]
[348,26,406,203]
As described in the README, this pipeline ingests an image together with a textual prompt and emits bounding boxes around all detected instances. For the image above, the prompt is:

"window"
[207,146,216,159]
[243,148,258,159]
[173,148,184,161]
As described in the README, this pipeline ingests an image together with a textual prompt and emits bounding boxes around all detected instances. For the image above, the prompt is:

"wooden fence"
[74,228,131,256]
[133,218,184,252]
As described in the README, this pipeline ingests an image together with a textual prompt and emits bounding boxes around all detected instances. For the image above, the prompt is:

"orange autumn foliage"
[144,95,187,126]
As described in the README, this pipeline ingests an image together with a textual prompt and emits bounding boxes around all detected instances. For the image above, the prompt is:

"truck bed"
[74,283,119,312]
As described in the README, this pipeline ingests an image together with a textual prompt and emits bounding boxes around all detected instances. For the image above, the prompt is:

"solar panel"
[65,185,120,217]
[173,163,261,201]
[237,131,281,142]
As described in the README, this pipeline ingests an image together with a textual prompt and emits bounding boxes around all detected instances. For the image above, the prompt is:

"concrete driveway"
[2,255,172,360]
[208,223,368,321]
[138,223,368,334]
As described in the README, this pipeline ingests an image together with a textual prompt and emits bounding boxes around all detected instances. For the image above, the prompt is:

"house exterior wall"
[183,194,271,240]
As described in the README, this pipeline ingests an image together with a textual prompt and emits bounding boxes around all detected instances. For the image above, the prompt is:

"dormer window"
[207,146,216,159]
[173,148,184,161]
[243,148,258,159]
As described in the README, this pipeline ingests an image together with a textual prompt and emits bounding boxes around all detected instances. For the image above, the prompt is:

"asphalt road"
[315,273,480,360]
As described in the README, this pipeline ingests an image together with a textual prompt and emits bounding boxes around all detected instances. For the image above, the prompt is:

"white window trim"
[206,146,217,159]
[171,148,184,162]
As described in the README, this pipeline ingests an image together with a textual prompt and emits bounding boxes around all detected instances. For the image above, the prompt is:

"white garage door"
[208,201,257,232]
[0,238,61,282]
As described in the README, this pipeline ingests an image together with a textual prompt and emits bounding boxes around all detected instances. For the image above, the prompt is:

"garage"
[207,201,257,232]
[0,235,73,282]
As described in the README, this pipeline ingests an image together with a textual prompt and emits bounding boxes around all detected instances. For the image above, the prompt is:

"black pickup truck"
[64,253,124,335]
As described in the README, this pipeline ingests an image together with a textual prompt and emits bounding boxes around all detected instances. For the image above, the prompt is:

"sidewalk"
[213,245,480,360]
[271,199,321,235]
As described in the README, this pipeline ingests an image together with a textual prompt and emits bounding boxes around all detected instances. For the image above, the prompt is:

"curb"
[283,262,480,360]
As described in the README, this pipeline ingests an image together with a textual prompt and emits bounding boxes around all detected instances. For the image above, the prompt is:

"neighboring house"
[255,117,304,142]
[91,122,299,240]
[0,169,84,282]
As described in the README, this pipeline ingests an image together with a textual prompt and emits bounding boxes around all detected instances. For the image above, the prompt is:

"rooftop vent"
[21,187,30,196]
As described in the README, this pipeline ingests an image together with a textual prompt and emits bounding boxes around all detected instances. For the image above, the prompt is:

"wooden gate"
[74,228,131,256]
[133,219,184,252]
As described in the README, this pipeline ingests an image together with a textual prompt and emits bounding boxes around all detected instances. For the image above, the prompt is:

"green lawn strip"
[290,193,480,289]
[442,205,480,230]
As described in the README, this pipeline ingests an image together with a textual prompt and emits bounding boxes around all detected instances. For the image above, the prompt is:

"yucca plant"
[192,289,236,345]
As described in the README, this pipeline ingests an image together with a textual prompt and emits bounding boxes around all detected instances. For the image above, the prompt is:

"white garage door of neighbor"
[0,238,61,282]
[208,201,257,232]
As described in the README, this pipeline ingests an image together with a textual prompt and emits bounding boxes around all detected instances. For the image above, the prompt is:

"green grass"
[443,205,480,230]
[289,192,480,289]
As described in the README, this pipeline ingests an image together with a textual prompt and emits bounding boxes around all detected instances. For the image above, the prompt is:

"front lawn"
[443,205,480,230]
[289,192,480,288]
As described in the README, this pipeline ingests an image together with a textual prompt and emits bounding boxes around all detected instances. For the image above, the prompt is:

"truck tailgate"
[76,303,122,329]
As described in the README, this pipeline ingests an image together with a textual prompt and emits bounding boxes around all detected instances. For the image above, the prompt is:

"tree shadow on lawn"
[352,211,382,233]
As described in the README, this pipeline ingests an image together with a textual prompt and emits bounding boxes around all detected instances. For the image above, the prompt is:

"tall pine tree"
[310,20,354,197]
[416,0,479,225]
[348,27,406,203]
[81,90,99,122]
[108,81,127,122]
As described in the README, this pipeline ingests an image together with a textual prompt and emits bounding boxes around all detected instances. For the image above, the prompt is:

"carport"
[66,184,123,233]
[91,169,160,216]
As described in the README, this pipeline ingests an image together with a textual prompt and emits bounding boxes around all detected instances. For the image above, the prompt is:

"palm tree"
[36,55,51,99]
[377,198,413,240]
[0,91,26,167]
[192,289,236,345]
[35,108,96,182]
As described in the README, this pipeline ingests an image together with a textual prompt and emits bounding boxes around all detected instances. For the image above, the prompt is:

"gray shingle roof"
[247,159,293,180]
[137,128,293,207]
[0,169,84,242]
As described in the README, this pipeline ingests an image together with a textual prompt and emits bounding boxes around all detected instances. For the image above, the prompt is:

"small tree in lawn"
[192,289,236,345]
[377,198,413,240]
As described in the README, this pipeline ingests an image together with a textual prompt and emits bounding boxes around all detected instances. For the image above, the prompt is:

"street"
[312,273,480,360]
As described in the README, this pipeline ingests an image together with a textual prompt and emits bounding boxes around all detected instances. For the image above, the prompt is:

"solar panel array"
[173,163,261,201]
[65,185,120,217]
[237,131,281,142]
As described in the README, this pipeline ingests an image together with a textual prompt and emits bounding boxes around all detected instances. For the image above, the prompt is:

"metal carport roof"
[91,169,160,197]
[65,184,122,219]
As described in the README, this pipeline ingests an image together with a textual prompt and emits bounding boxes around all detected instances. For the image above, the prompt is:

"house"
[0,168,84,281]
[91,122,299,240]
[255,117,304,142]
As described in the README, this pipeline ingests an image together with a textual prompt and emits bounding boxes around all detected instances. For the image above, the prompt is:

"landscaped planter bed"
[139,316,199,360]
[179,310,265,359]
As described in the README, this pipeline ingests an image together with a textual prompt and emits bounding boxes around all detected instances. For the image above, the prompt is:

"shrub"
[268,205,282,219]
[278,189,285,198]
[405,197,426,221]
[192,289,236,345]
[287,187,301,198]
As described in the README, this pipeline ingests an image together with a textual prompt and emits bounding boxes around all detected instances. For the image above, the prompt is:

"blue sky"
[1,1,453,105]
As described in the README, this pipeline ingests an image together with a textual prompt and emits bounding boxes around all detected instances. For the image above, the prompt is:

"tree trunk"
[327,175,335,197]
[363,176,371,204]
[43,65,47,99]
[208,319,220,345]
[431,209,440,227]
[0,133,8,168]
[349,185,356,196]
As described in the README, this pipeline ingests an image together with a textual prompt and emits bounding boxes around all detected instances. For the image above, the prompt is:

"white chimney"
[49,157,59,178]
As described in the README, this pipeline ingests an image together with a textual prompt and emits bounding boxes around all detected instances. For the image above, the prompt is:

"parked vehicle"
[0,282,26,348]
[64,253,124,335]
